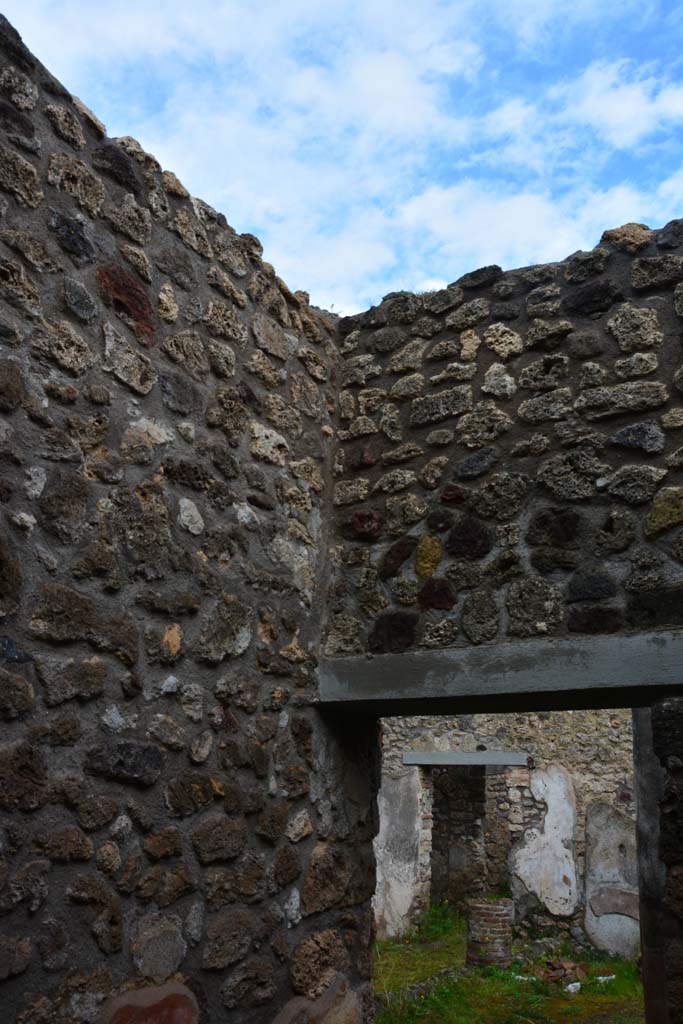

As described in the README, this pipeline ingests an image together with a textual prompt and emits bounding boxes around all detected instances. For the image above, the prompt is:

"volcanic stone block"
[457,401,513,447]
[610,421,665,453]
[632,255,683,290]
[131,913,187,983]
[646,486,683,535]
[106,193,152,245]
[537,450,606,500]
[97,264,154,342]
[445,516,493,560]
[34,826,93,862]
[32,318,93,375]
[462,588,499,644]
[471,472,530,521]
[443,297,489,331]
[409,385,472,426]
[290,930,350,998]
[221,958,277,1009]
[85,741,163,787]
[0,740,47,810]
[563,277,622,314]
[30,582,139,665]
[92,141,141,193]
[627,588,683,629]
[194,596,252,663]
[191,815,248,864]
[378,535,419,579]
[368,612,418,653]
[417,578,455,610]
[202,909,254,970]
[567,606,625,634]
[458,264,503,288]
[607,303,663,352]
[518,388,573,423]
[454,447,499,480]
[0,527,22,617]
[575,381,668,420]
[47,207,96,264]
[483,322,523,360]
[507,577,564,637]
[565,248,610,282]
[0,666,33,719]
[47,152,104,215]
[567,573,617,602]
[164,772,217,817]
[102,321,157,394]
[601,222,652,253]
[0,141,43,207]
[527,508,581,547]
[0,935,31,980]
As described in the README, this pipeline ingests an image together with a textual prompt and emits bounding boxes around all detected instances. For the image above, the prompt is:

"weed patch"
[374,906,644,1024]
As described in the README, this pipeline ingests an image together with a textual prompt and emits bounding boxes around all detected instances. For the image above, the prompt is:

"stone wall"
[0,17,378,1023]
[326,223,683,660]
[2,10,683,1022]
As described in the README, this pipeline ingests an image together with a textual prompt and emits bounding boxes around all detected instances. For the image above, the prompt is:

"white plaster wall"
[510,764,579,917]
[372,767,432,939]
[584,802,641,957]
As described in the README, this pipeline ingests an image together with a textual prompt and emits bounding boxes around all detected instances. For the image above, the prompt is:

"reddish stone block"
[100,983,199,1024]
[439,484,469,504]
[418,578,456,611]
[349,508,383,541]
[97,264,155,344]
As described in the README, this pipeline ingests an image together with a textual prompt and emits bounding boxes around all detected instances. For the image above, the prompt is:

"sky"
[4,1,683,313]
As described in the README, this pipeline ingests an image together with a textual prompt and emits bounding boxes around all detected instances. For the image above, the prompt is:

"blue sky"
[4,1,683,312]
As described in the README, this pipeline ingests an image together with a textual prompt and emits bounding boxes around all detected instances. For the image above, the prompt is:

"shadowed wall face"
[430,764,487,905]
[0,15,378,1024]
[635,702,683,1024]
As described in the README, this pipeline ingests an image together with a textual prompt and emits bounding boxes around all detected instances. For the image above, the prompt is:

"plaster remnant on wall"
[510,765,579,917]
[373,767,432,939]
[584,802,640,957]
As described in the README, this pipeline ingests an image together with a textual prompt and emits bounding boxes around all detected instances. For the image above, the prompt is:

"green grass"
[374,905,467,994]
[374,906,644,1024]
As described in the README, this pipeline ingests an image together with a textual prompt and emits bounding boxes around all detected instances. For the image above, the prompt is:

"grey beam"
[319,628,683,716]
[402,751,530,767]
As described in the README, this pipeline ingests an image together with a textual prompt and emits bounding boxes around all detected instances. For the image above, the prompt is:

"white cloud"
[657,166,683,205]
[552,60,683,148]
[390,176,677,293]
[2,2,681,311]
[479,0,654,49]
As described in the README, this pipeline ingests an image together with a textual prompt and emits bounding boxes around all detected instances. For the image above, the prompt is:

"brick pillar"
[466,898,513,968]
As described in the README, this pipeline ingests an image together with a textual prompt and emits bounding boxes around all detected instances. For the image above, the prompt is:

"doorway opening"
[372,709,644,1022]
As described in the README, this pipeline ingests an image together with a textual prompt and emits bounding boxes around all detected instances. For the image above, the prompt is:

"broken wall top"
[326,222,683,659]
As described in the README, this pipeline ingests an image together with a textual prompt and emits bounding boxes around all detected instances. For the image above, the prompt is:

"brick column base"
[466,898,514,968]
